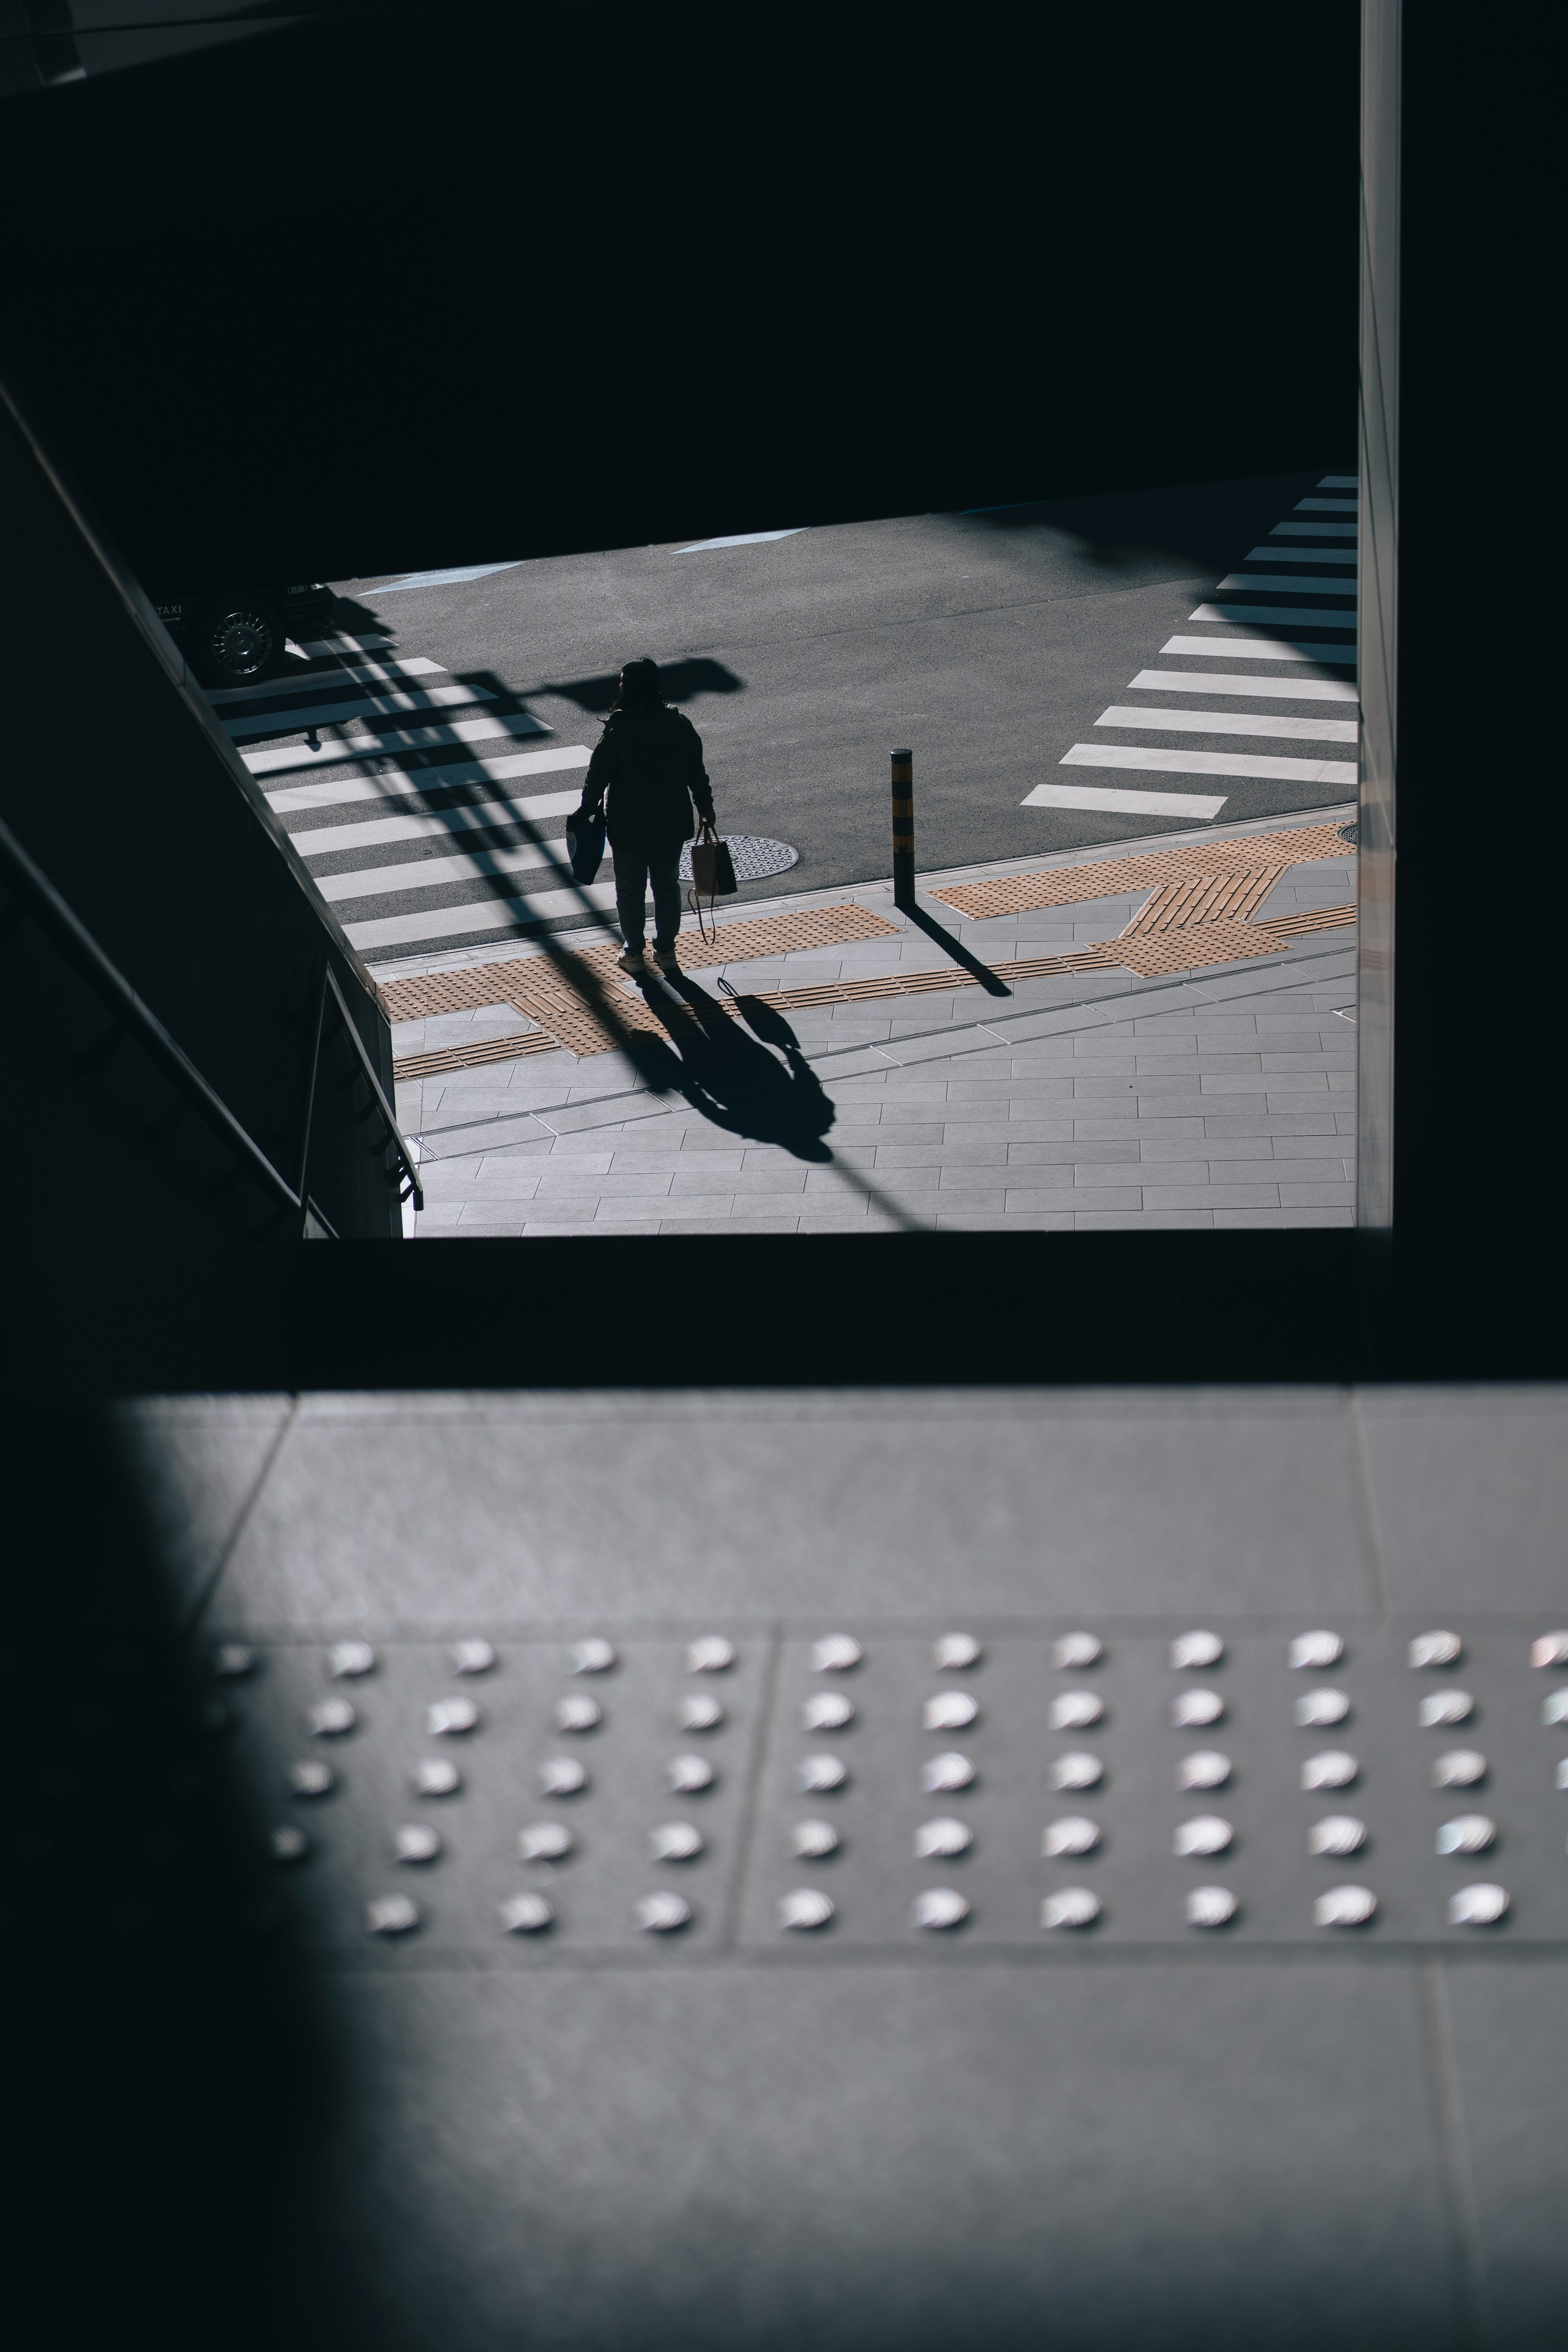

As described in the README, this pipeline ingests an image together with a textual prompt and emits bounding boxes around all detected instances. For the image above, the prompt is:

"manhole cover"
[1336,821,1359,846]
[679,835,799,885]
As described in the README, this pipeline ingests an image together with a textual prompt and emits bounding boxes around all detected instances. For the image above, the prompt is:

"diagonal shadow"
[620,975,931,1232]
[902,902,1011,994]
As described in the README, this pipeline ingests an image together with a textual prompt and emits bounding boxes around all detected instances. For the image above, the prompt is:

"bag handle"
[688,815,720,943]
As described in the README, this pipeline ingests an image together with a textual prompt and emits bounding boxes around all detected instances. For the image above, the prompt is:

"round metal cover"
[678,835,799,885]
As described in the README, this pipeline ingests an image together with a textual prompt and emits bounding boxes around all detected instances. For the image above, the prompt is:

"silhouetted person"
[577,658,715,974]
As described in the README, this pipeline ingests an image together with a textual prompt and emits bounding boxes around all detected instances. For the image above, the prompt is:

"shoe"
[652,947,680,973]
[617,947,647,974]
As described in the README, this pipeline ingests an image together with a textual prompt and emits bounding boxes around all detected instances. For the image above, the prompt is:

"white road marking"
[368,561,526,592]
[1295,497,1358,512]
[315,840,570,904]
[1096,705,1357,743]
[1128,669,1359,703]
[1240,546,1358,565]
[290,791,584,857]
[1318,475,1359,488]
[351,884,619,952]
[1270,520,1357,537]
[1061,743,1356,787]
[1161,636,1356,666]
[1215,574,1359,596]
[223,682,497,741]
[675,529,803,551]
[1190,603,1355,628]
[206,656,444,706]
[1021,783,1226,819]
[243,711,551,775]
[265,745,590,814]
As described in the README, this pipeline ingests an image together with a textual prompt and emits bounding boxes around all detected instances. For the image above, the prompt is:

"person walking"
[577,658,715,974]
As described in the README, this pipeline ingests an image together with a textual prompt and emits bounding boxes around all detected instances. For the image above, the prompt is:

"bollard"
[891,747,915,910]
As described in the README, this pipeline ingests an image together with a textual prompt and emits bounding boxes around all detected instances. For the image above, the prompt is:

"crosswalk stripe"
[1318,475,1359,488]
[1021,783,1227,819]
[1127,669,1359,702]
[223,681,497,742]
[350,883,619,954]
[264,745,590,815]
[243,711,552,776]
[1240,546,1358,566]
[1061,743,1356,786]
[1189,603,1355,629]
[1270,520,1357,537]
[1161,635,1356,665]
[1215,573,1358,596]
[314,839,571,905]
[206,656,445,706]
[290,790,584,858]
[1294,497,1358,512]
[1095,705,1358,744]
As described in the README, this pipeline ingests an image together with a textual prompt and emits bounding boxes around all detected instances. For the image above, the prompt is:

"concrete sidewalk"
[383,807,1357,1236]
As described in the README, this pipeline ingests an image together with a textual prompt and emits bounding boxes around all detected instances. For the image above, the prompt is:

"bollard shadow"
[902,903,1010,995]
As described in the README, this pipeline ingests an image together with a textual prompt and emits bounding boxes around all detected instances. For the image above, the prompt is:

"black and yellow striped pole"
[891,747,915,910]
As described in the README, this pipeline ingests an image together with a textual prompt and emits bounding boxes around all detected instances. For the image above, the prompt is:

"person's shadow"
[626,975,835,1160]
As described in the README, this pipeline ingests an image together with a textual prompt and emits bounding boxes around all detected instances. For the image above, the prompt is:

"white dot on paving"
[1530,1633,1568,1670]
[328,1642,376,1679]
[1289,1631,1344,1670]
[1186,1886,1237,1928]
[1419,1690,1473,1728]
[803,1692,855,1732]
[934,1633,981,1670]
[1174,1816,1232,1857]
[1294,1688,1350,1729]
[668,1753,716,1794]
[1041,1888,1100,1930]
[681,1692,725,1732]
[519,1821,574,1861]
[1051,1632,1102,1670]
[650,1822,704,1862]
[1313,1884,1376,1928]
[1050,1691,1104,1730]
[780,1888,834,1931]
[1050,1752,1102,1791]
[922,1752,975,1793]
[637,1891,692,1933]
[309,1699,356,1737]
[394,1824,441,1864]
[428,1697,480,1736]
[269,1826,309,1862]
[1172,1689,1224,1728]
[1171,1631,1224,1670]
[812,1635,863,1673]
[450,1639,496,1674]
[541,1757,588,1795]
[500,1893,553,1933]
[798,1754,848,1794]
[1043,1816,1100,1857]
[913,1888,969,1930]
[1448,1883,1508,1926]
[414,1758,462,1797]
[915,1817,972,1859]
[687,1636,736,1673]
[366,1893,420,1935]
[572,1638,617,1675]
[1307,1815,1366,1857]
[1408,1630,1462,1669]
[922,1691,978,1732]
[556,1694,602,1733]
[1435,1814,1496,1855]
[791,1819,840,1858]
[1432,1750,1486,1788]
[1179,1750,1231,1790]
[1301,1750,1359,1790]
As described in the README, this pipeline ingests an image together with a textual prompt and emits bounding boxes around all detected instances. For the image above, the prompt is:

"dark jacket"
[582,704,714,847]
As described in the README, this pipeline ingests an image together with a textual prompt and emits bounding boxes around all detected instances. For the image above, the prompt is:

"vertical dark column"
[891,749,915,911]
[1357,0,1399,1239]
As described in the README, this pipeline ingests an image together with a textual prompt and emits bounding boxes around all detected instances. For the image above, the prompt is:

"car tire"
[192,595,284,686]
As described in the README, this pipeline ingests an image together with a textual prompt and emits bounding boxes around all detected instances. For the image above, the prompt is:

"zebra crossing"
[208,631,604,963]
[1031,475,1359,822]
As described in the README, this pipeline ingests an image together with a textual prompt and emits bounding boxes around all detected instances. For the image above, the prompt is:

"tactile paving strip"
[926,822,1354,921]
[207,1619,1568,1964]
[388,831,1355,1079]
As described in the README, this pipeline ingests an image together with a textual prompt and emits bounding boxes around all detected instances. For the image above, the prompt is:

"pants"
[612,838,684,952]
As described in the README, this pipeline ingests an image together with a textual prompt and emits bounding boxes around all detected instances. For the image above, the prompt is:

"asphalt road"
[328,468,1354,926]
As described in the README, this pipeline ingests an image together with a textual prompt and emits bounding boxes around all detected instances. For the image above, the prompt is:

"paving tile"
[1213,1205,1354,1228]
[872,1141,1011,1168]
[1076,1117,1207,1143]
[1073,1209,1217,1230]
[925,1209,1071,1230]
[1142,1136,1273,1163]
[657,1215,802,1234]
[1267,1159,1355,1184]
[1143,1183,1281,1210]
[1202,1112,1341,1136]
[1278,1181,1356,1206]
[1007,1139,1140,1166]
[1200,1072,1327,1095]
[610,1193,736,1220]
[1004,1186,1145,1213]
[532,1168,676,1197]
[668,1166,809,1197]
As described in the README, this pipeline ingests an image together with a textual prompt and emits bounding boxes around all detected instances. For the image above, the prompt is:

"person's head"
[615,658,662,712]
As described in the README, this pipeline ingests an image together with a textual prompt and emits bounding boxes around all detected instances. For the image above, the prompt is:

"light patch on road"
[1162,635,1355,666]
[366,562,527,592]
[1062,743,1356,787]
[675,530,803,551]
[350,883,618,952]
[1095,706,1357,743]
[1022,782,1227,820]
[1128,670,1359,702]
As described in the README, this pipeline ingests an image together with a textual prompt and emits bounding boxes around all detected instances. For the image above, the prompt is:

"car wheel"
[193,596,284,685]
